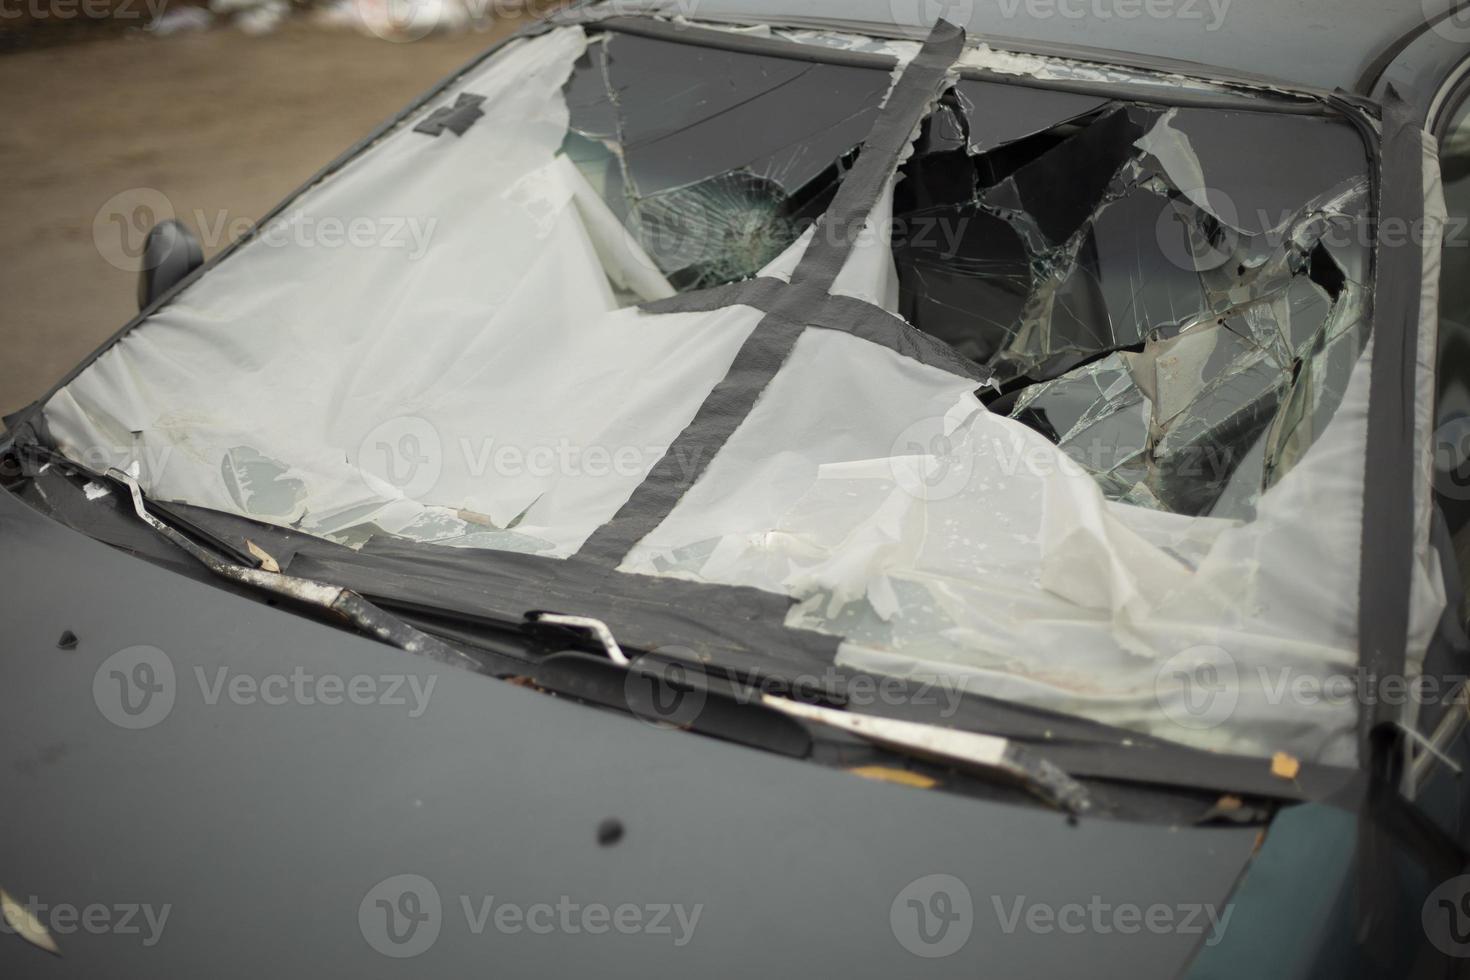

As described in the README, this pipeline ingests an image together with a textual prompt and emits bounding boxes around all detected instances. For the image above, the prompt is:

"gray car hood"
[0,488,1257,978]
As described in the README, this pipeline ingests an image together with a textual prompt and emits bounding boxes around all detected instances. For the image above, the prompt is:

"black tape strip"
[791,21,965,293]
[638,276,787,315]
[1351,86,1437,949]
[576,310,810,563]
[1357,86,1425,758]
[576,21,967,565]
[641,277,991,382]
[413,94,487,137]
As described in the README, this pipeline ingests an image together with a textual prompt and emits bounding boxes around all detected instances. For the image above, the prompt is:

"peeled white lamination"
[45,27,765,556]
[621,171,1447,765]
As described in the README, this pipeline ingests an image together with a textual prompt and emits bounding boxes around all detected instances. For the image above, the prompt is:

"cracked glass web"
[890,92,1373,518]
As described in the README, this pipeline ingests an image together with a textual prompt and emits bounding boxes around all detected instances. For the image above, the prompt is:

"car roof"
[610,0,1465,93]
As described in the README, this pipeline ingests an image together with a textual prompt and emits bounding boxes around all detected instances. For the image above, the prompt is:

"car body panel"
[0,487,1260,976]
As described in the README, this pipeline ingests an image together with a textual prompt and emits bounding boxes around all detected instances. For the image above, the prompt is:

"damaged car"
[3,0,1470,976]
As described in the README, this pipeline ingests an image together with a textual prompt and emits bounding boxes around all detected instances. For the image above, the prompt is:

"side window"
[1433,81,1470,602]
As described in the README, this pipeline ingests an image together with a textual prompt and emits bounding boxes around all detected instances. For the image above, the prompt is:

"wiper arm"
[106,469,483,674]
[760,694,1093,816]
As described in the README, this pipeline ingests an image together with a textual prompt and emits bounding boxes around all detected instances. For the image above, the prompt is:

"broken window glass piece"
[982,104,1156,248]
[953,78,1109,154]
[560,32,892,292]
[1140,107,1374,235]
[887,90,1372,518]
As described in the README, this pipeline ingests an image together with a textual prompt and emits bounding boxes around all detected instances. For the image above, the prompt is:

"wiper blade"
[106,469,483,674]
[760,694,1093,816]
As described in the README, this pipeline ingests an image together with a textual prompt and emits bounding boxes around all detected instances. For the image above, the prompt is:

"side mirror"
[137,219,203,311]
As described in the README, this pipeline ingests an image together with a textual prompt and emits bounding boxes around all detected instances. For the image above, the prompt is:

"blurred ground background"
[0,9,545,419]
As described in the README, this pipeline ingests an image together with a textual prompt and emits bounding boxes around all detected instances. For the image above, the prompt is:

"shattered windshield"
[559,30,1372,520]
[36,22,1440,767]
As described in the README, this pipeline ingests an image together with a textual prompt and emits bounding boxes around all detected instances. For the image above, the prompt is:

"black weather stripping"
[414,94,487,138]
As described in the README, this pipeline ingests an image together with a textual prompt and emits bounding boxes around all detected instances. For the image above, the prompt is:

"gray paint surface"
[0,488,1256,977]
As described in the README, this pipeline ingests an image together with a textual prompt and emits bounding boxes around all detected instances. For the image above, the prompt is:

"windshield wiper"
[106,468,484,674]
[761,694,1094,816]
[508,608,1092,814]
